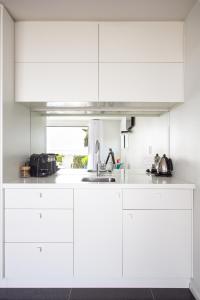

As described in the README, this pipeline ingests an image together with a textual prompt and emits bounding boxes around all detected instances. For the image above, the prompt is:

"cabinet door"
[15,63,98,102]
[5,209,73,242]
[74,189,122,279]
[15,22,98,62]
[123,210,192,279]
[99,22,183,62]
[5,243,73,280]
[99,63,183,102]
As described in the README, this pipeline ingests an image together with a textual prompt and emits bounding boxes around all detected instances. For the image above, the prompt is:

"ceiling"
[1,0,197,21]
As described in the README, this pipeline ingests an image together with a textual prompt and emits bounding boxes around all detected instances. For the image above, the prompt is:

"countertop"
[3,169,195,189]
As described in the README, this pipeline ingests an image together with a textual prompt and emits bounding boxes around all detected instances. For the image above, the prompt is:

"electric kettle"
[158,154,173,176]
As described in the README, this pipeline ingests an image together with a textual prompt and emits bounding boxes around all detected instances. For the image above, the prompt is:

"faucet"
[95,140,101,177]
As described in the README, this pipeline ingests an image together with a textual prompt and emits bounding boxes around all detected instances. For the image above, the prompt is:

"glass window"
[46,126,88,169]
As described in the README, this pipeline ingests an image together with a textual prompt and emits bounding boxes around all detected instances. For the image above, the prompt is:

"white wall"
[0,8,31,278]
[123,114,169,171]
[88,119,121,170]
[170,2,200,298]
[2,7,30,182]
[0,4,4,281]
[100,120,121,163]
[30,112,46,154]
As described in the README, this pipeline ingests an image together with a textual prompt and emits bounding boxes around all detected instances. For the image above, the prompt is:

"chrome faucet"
[95,140,101,177]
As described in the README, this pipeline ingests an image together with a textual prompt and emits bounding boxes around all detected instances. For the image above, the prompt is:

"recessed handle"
[154,193,161,200]
[128,213,134,220]
[39,193,43,198]
[37,246,43,252]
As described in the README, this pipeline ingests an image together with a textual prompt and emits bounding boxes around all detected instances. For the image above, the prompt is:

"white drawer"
[5,188,73,209]
[5,243,73,280]
[123,189,193,210]
[5,209,73,242]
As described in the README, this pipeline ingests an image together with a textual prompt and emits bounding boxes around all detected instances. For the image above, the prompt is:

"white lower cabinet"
[3,187,193,286]
[74,188,122,279]
[5,243,73,280]
[123,210,192,279]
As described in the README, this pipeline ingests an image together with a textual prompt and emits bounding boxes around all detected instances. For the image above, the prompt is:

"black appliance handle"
[105,149,116,165]
[168,158,173,172]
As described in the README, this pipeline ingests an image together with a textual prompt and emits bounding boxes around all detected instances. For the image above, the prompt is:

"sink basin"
[82,177,116,183]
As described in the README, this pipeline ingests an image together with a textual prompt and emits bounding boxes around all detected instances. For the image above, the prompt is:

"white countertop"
[3,169,195,189]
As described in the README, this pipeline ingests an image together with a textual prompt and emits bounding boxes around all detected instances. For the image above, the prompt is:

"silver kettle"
[158,154,173,176]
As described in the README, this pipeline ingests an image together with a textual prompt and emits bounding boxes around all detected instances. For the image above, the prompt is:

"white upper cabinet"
[15,21,184,103]
[15,22,98,62]
[99,22,183,62]
[99,22,184,102]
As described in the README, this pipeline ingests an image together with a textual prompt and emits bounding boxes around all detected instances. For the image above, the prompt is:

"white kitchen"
[0,0,200,299]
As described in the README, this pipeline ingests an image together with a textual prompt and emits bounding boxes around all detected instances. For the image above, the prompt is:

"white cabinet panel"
[5,188,73,209]
[99,63,184,102]
[74,189,122,279]
[5,243,73,280]
[15,63,98,102]
[99,22,183,62]
[123,189,193,210]
[15,22,98,62]
[5,209,73,242]
[123,210,192,279]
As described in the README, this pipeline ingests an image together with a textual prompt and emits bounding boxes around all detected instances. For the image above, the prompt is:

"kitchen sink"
[82,177,116,183]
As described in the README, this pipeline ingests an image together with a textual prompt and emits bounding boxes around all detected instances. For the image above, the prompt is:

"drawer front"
[5,210,73,242]
[5,243,73,280]
[123,189,193,210]
[5,188,73,209]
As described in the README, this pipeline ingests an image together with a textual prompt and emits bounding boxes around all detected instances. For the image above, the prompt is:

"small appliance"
[29,153,58,177]
[157,154,173,177]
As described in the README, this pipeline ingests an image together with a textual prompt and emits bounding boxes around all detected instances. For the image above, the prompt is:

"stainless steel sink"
[82,177,116,183]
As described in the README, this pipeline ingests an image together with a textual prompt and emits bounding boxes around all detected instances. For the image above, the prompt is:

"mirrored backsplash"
[30,112,170,172]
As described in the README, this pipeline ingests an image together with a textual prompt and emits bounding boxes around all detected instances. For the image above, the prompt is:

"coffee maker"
[29,153,58,177]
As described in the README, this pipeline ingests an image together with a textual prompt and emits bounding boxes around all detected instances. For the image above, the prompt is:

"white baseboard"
[190,279,200,300]
[0,278,190,288]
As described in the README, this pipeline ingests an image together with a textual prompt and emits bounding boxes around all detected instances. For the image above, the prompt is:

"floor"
[0,288,196,300]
